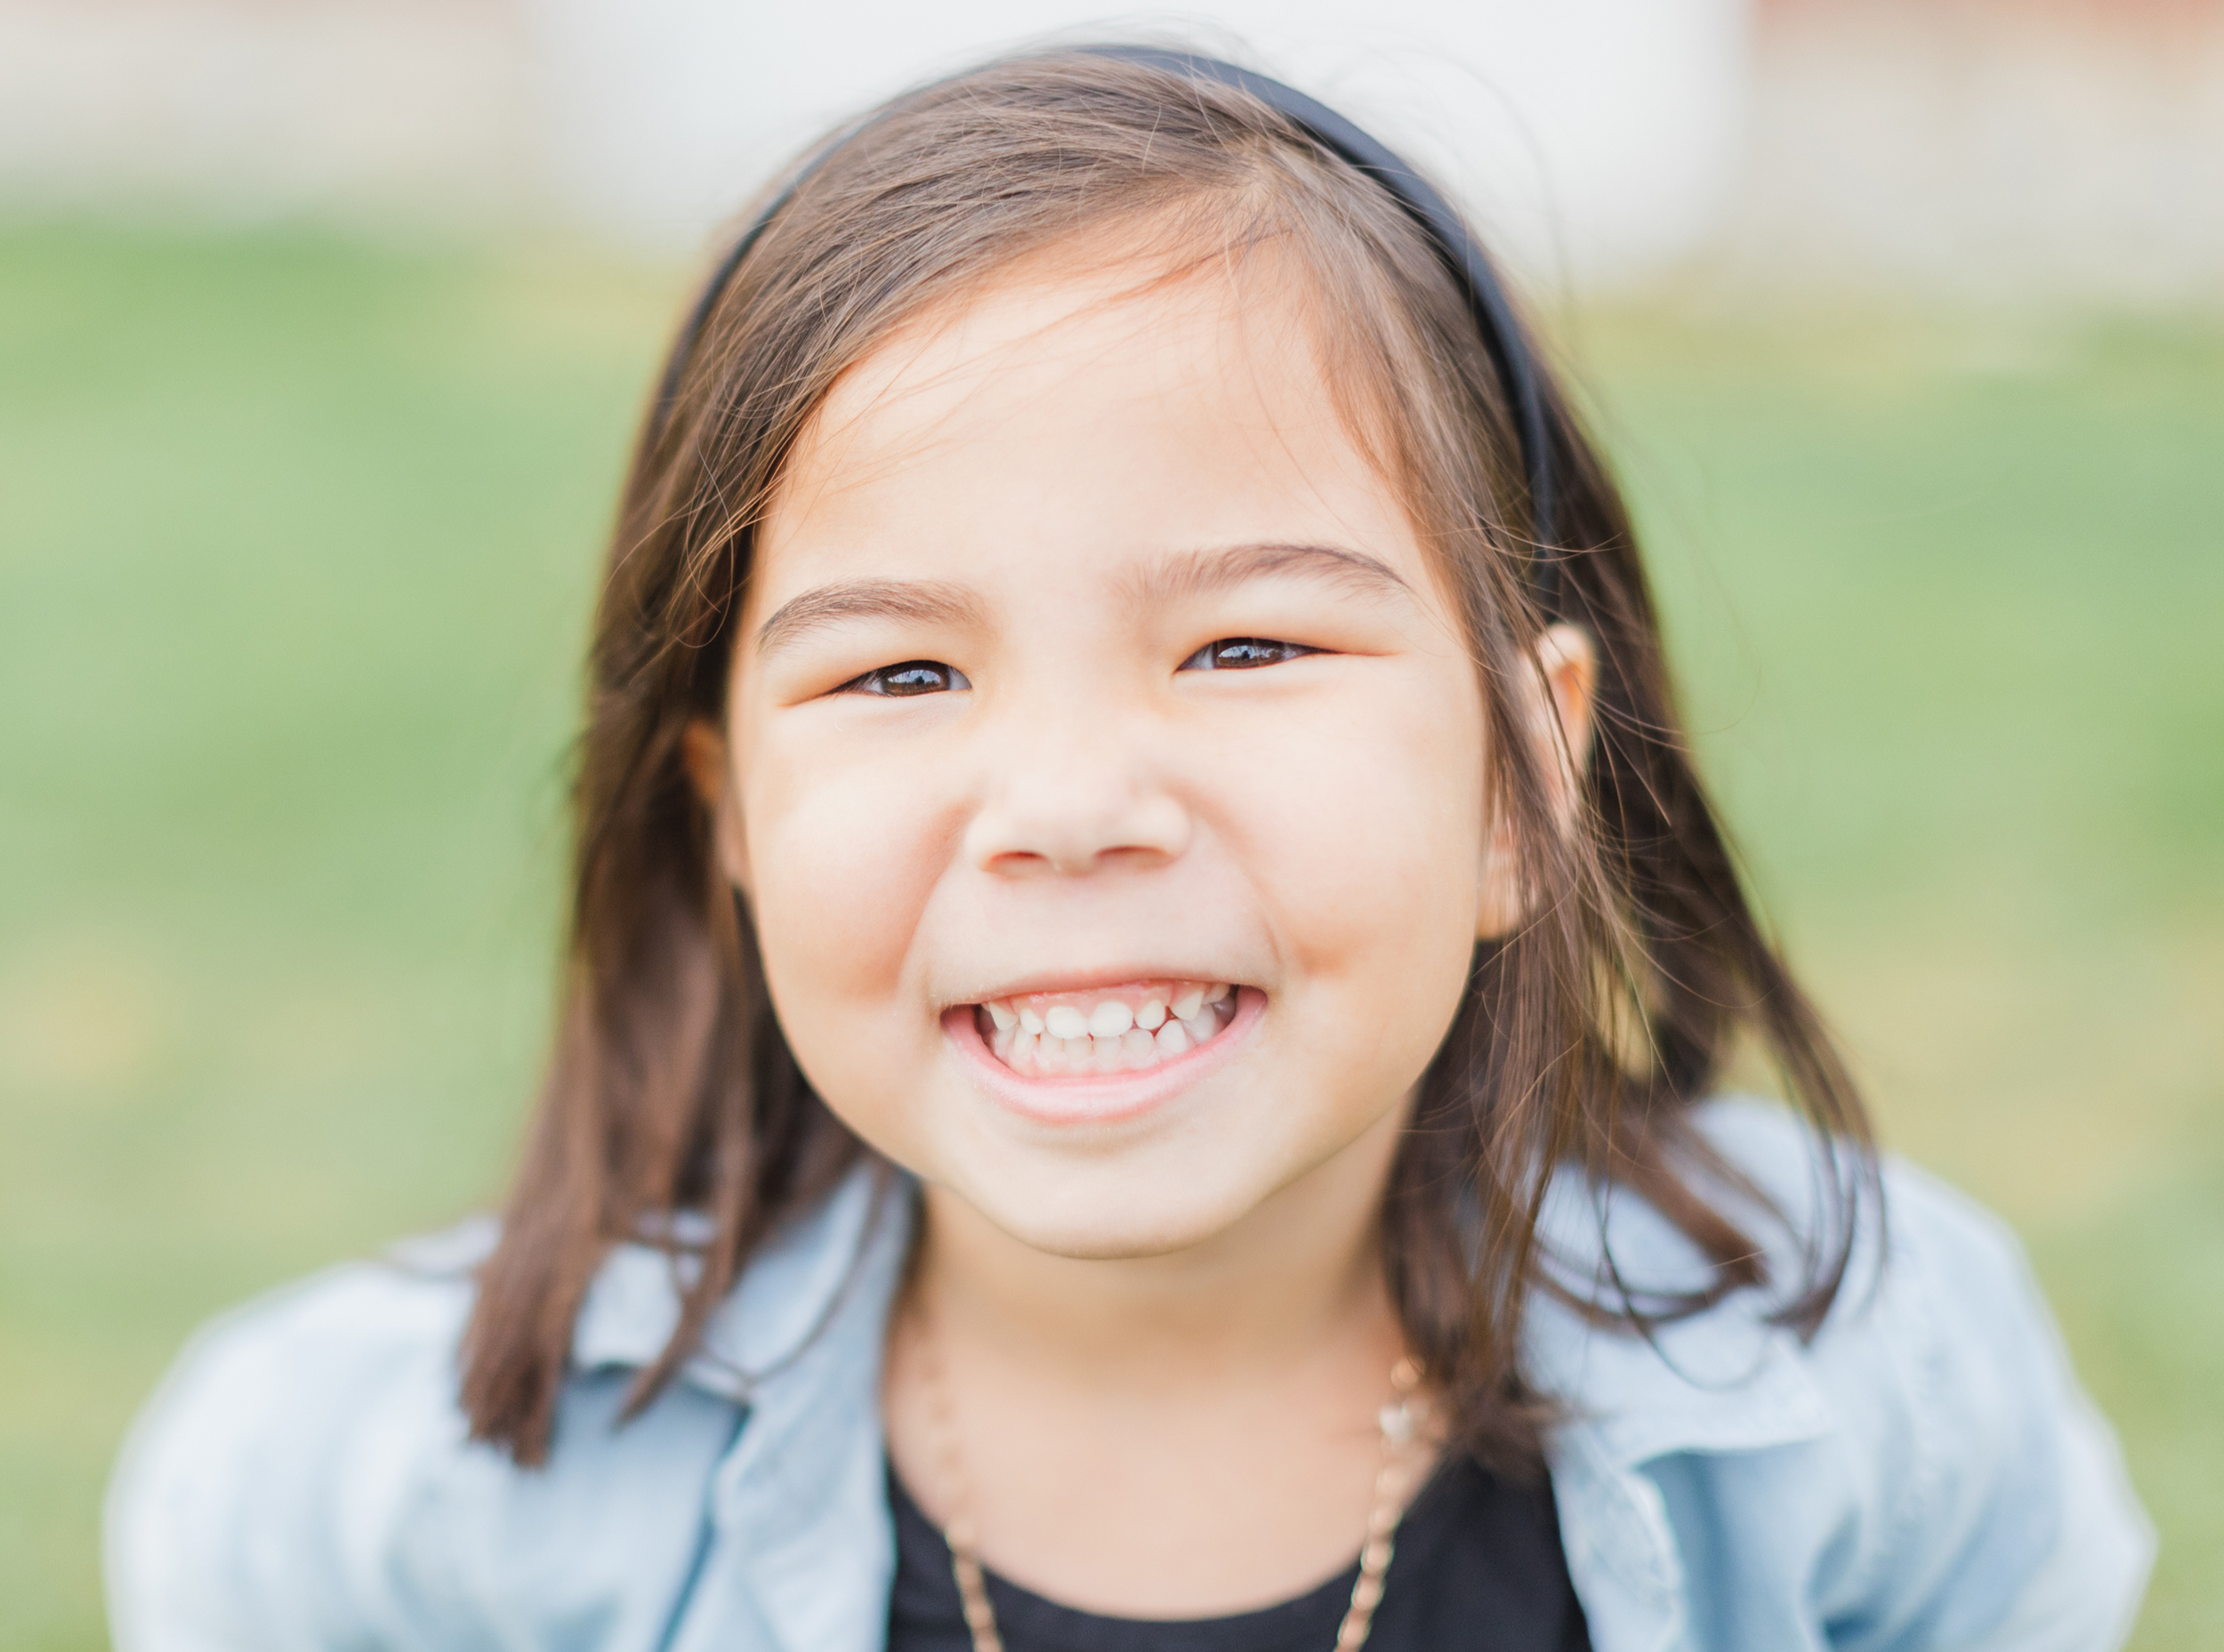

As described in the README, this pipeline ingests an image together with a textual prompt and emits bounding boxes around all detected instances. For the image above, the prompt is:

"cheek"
[1223,667,1487,1052]
[737,738,952,1098]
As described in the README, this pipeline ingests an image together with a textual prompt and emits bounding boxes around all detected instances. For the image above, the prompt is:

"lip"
[943,985,1266,1127]
[953,964,1235,1005]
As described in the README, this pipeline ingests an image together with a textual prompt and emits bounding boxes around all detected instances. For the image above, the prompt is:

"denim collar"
[540,1100,1849,1652]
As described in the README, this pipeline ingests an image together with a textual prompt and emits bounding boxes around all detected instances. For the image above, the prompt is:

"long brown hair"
[460,49,1875,1468]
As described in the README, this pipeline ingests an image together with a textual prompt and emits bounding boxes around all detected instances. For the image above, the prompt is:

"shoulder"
[104,1229,489,1650]
[104,1170,909,1652]
[103,1221,745,1652]
[1534,1099,2154,1652]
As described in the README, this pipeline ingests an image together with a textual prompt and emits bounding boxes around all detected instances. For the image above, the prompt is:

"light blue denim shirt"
[105,1100,2152,1651]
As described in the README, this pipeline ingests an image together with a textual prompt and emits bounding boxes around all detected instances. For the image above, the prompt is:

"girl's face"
[718,255,1521,1259]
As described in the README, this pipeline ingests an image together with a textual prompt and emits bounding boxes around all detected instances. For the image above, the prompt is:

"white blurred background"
[3,0,2220,301]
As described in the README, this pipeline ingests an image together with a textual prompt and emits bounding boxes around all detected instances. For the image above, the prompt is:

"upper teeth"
[973,980,1238,1079]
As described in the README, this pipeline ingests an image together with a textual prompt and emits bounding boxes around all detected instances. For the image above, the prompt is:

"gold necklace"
[916,1328,1433,1652]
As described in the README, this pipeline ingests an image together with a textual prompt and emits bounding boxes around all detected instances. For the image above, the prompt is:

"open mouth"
[972,979,1239,1077]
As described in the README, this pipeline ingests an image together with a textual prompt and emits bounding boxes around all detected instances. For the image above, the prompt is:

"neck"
[883,1104,1431,1618]
[908,1103,1408,1397]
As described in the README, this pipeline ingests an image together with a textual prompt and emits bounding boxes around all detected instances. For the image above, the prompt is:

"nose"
[963,713,1192,878]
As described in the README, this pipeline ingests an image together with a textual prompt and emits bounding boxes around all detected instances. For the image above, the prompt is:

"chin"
[977,1199,1258,1262]
[939,1131,1326,1262]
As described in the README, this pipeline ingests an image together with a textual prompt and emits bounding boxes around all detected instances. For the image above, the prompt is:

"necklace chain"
[915,1324,1432,1652]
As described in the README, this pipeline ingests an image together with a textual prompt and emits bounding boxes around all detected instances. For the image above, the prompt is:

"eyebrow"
[1129,541,1414,608]
[753,577,988,658]
[753,542,1413,659]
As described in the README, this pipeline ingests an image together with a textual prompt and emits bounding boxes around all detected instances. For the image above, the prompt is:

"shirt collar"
[568,1162,914,1398]
[1527,1101,1855,1465]
[564,1108,1845,1464]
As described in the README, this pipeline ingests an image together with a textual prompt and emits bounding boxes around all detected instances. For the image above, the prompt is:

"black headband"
[654,45,1560,607]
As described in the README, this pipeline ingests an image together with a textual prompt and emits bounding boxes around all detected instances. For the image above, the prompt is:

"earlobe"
[1535,623,1600,806]
[681,718,752,897]
[681,719,725,810]
[1473,814,1527,939]
[1474,624,1599,939]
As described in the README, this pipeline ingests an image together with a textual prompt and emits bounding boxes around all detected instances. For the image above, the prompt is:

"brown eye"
[1180,638,1318,671]
[844,660,971,697]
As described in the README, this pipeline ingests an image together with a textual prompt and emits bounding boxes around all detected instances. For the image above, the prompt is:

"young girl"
[106,47,2151,1652]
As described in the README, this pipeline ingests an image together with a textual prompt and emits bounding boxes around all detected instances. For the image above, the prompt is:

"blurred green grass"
[1,222,2217,1649]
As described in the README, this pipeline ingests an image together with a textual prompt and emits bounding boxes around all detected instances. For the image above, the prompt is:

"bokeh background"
[2,0,2219,1647]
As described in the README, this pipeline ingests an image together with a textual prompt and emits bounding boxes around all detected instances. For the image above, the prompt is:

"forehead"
[751,251,1428,600]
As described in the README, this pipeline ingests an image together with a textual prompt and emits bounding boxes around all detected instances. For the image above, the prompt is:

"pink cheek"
[1243,712,1482,923]
[748,772,941,1000]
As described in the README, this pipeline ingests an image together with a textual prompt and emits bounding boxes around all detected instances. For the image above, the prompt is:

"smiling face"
[715,251,1503,1259]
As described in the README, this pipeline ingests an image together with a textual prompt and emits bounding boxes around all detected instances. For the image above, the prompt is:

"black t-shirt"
[886,1454,1591,1652]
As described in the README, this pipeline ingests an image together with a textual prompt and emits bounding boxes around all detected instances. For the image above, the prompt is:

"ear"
[1476,623,1599,939]
[682,717,752,898]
